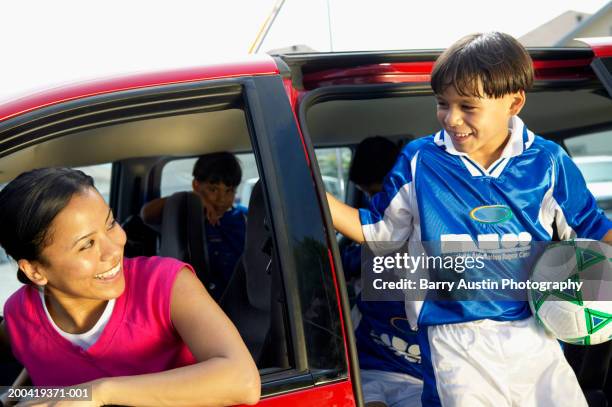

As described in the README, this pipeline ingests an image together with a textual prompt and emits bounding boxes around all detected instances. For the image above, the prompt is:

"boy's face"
[435,84,525,164]
[192,180,237,218]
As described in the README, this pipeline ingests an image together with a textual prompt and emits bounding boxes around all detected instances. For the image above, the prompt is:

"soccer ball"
[529,239,612,345]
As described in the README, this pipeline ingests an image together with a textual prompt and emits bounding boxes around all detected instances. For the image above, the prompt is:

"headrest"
[159,191,207,283]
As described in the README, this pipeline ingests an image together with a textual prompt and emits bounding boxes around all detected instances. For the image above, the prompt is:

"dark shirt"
[205,205,247,296]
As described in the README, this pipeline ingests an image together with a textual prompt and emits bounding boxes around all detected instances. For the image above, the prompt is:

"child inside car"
[141,152,247,299]
[0,168,260,406]
[327,32,612,406]
[342,136,423,407]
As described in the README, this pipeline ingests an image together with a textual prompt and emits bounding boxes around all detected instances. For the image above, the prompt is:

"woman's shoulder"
[122,256,194,312]
[124,255,186,270]
[4,284,39,323]
[124,256,192,288]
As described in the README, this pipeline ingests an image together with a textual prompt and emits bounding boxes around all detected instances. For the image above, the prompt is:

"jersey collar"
[434,116,534,158]
[433,116,535,178]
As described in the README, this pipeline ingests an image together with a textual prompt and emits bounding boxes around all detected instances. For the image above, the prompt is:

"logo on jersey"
[370,318,421,364]
[441,232,532,253]
[469,205,513,224]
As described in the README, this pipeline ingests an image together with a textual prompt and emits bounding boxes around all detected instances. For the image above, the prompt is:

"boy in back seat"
[142,152,247,298]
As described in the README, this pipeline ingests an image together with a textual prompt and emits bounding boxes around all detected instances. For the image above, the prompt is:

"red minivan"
[0,39,611,406]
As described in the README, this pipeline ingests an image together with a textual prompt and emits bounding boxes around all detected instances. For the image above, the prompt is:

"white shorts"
[425,317,587,407]
[361,369,423,406]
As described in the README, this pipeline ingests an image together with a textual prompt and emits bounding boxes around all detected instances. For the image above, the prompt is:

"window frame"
[0,75,353,399]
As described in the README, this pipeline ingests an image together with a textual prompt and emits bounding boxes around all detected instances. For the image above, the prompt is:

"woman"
[0,168,260,406]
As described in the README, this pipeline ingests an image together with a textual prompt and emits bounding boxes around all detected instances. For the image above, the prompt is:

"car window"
[314,147,351,202]
[0,78,349,395]
[75,163,113,203]
[565,128,612,218]
[161,153,259,207]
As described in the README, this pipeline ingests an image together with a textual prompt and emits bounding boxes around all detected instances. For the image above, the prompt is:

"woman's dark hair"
[0,168,94,284]
[349,136,400,186]
[192,152,242,187]
[431,32,534,98]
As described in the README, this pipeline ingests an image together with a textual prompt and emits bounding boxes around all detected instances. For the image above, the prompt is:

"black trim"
[297,86,365,407]
[298,78,605,113]
[591,56,612,98]
[243,78,308,374]
[0,81,243,158]
[247,75,354,395]
[261,370,313,397]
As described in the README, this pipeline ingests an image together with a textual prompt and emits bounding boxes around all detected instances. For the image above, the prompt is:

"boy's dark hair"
[0,168,95,284]
[431,32,533,98]
[192,152,242,187]
[349,136,400,186]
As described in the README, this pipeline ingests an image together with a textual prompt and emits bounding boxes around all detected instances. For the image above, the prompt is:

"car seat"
[158,191,216,296]
[219,181,289,369]
[121,214,158,257]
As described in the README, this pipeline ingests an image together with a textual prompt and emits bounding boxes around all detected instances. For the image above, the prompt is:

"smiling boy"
[327,32,612,406]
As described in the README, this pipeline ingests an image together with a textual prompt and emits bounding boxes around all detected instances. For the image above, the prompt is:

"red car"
[0,39,611,406]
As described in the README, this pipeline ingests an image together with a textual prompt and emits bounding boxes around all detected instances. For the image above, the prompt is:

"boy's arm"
[329,147,416,247]
[327,192,365,243]
[140,197,167,225]
[551,151,612,240]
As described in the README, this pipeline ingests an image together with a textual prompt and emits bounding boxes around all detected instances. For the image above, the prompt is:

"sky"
[1,0,610,99]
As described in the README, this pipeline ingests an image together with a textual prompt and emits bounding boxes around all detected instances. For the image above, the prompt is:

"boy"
[328,32,612,406]
[142,152,247,298]
[342,137,423,407]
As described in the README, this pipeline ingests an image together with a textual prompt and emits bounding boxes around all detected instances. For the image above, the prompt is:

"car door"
[0,59,361,406]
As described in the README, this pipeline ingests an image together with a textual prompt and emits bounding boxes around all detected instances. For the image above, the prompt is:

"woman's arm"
[327,192,365,243]
[92,268,260,406]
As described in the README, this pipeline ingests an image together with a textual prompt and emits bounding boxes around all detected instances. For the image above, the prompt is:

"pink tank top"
[3,256,197,386]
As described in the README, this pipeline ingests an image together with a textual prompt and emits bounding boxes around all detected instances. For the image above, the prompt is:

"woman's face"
[31,187,127,301]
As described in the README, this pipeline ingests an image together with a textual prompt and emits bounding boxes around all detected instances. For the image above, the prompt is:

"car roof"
[0,57,279,123]
[2,42,610,123]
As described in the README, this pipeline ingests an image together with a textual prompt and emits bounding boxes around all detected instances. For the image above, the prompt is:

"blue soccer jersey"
[353,298,423,379]
[359,116,611,328]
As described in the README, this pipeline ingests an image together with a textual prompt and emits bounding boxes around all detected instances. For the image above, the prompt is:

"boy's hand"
[326,192,365,243]
[201,199,222,226]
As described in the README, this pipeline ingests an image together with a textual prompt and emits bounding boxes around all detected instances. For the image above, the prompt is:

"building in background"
[520,1,612,47]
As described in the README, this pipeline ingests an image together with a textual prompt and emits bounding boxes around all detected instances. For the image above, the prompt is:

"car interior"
[300,80,612,405]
